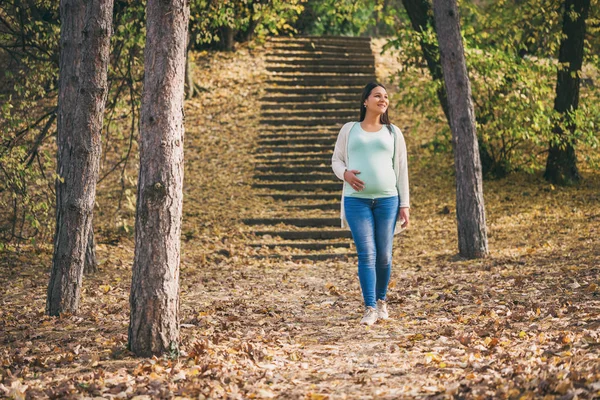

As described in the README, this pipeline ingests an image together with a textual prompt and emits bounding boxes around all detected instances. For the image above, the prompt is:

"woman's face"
[364,86,389,115]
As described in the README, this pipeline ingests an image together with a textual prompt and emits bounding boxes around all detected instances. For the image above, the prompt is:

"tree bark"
[544,0,590,185]
[401,0,502,176]
[432,0,489,259]
[185,45,196,99]
[47,0,113,315]
[128,0,189,357]
[219,26,235,51]
[84,227,98,274]
[401,0,451,124]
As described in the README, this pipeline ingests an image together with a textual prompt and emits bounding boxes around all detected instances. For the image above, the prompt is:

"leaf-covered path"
[1,41,599,399]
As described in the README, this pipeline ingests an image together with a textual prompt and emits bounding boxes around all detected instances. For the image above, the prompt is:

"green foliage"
[297,0,402,36]
[0,0,60,242]
[189,0,305,48]
[389,0,600,178]
[0,0,147,243]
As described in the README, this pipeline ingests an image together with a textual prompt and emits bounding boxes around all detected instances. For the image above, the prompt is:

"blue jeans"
[344,196,399,308]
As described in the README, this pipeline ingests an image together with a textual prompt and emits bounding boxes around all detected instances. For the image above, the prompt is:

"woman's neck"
[361,112,383,131]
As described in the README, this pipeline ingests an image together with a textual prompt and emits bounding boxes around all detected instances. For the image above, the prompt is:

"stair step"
[258,138,335,146]
[267,53,372,62]
[259,118,350,126]
[253,182,339,191]
[249,241,350,250]
[270,43,372,52]
[261,109,355,118]
[266,57,375,66]
[255,165,333,173]
[261,102,356,111]
[253,253,354,261]
[258,132,335,139]
[256,161,330,168]
[259,133,335,140]
[259,193,340,200]
[267,65,375,74]
[264,87,362,95]
[258,135,335,142]
[243,218,340,228]
[254,229,349,240]
[256,145,332,154]
[256,154,330,161]
[270,38,372,46]
[255,153,331,161]
[271,35,371,43]
[269,75,376,87]
[294,253,353,261]
[258,126,338,133]
[286,203,340,210]
[254,173,335,182]
[254,155,331,163]
[244,217,340,227]
[261,94,360,103]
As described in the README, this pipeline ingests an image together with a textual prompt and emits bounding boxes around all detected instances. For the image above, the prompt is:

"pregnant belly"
[359,167,396,194]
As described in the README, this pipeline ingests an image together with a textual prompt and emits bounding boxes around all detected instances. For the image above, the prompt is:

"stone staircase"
[245,36,377,260]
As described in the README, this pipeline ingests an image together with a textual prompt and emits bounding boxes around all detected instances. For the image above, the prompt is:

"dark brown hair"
[360,82,392,133]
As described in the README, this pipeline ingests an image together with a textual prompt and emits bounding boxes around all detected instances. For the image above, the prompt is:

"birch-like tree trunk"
[544,0,590,185]
[128,0,189,357]
[47,0,114,315]
[432,0,489,259]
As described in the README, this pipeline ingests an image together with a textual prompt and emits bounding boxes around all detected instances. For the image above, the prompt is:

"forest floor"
[1,41,600,399]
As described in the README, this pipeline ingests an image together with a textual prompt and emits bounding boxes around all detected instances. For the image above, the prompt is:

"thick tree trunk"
[544,0,590,185]
[84,227,98,274]
[432,0,489,259]
[128,0,189,357]
[47,0,113,315]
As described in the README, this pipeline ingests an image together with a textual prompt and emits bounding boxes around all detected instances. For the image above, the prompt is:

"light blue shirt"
[345,123,397,199]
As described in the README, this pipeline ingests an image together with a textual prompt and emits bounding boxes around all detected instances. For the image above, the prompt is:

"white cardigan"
[331,122,410,232]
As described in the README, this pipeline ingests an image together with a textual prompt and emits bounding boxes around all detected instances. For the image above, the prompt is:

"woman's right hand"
[344,169,364,191]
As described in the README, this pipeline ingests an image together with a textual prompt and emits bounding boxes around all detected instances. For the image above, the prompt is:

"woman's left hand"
[398,207,410,229]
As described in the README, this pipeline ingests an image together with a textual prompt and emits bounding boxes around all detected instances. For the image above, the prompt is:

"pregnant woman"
[331,82,410,326]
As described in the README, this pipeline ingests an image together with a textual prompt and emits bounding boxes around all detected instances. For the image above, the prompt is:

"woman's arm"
[394,125,410,208]
[331,122,353,180]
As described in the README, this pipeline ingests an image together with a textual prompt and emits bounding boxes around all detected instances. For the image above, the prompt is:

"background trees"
[390,0,600,179]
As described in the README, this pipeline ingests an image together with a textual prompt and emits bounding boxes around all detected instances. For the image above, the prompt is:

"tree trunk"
[185,45,196,99]
[401,0,451,124]
[47,0,113,315]
[84,227,98,274]
[401,0,500,175]
[219,26,235,51]
[128,0,189,357]
[544,0,590,185]
[432,0,489,259]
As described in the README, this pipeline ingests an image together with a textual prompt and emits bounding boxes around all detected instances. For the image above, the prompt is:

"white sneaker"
[360,306,378,325]
[376,299,389,319]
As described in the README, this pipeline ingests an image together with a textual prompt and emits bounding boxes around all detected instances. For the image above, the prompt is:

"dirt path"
[1,42,599,399]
